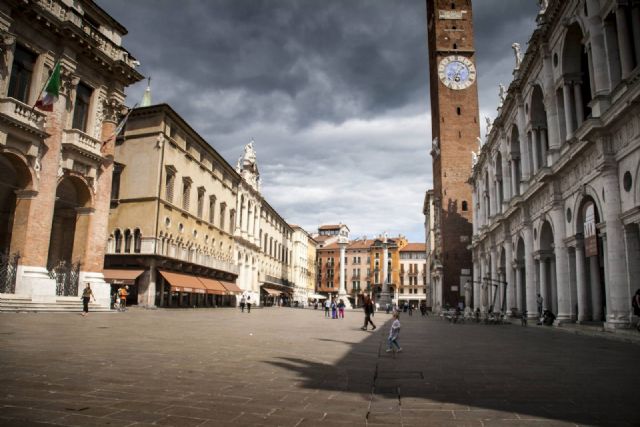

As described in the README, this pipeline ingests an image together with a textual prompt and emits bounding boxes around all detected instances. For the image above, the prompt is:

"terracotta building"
[0,0,141,309]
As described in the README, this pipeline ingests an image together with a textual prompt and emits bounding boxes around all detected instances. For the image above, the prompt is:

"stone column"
[379,241,391,306]
[473,255,481,309]
[514,263,523,313]
[616,4,635,78]
[510,158,519,196]
[563,82,575,139]
[632,3,640,65]
[524,226,537,319]
[517,102,530,183]
[602,166,629,328]
[575,238,589,322]
[573,82,584,128]
[490,248,498,310]
[550,258,558,314]
[531,128,540,174]
[504,240,515,313]
[603,16,622,88]
[146,258,157,308]
[589,256,603,321]
[539,256,549,311]
[338,241,351,308]
[540,129,548,167]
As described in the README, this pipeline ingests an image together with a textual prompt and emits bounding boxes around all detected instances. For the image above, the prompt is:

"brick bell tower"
[426,0,479,307]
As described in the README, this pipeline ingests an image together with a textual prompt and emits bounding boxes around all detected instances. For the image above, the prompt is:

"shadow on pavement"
[266,315,640,426]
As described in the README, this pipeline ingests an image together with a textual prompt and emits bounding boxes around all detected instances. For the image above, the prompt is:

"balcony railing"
[62,129,103,159]
[35,0,139,69]
[0,97,47,136]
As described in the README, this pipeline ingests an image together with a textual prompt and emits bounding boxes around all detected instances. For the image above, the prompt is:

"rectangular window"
[8,45,37,103]
[182,178,191,211]
[219,203,226,230]
[72,82,93,132]
[197,187,205,218]
[111,163,124,201]
[208,196,216,223]
[165,171,175,203]
[229,209,235,234]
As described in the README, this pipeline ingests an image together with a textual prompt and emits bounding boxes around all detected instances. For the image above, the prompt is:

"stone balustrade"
[61,129,102,158]
[0,98,47,135]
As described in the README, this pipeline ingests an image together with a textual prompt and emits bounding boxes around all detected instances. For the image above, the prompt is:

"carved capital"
[0,32,16,54]
[101,96,122,123]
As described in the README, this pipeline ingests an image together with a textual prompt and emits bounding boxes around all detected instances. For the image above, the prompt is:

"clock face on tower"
[438,55,476,90]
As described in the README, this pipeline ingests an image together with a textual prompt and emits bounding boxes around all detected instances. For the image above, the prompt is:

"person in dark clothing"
[361,296,376,331]
[80,283,95,316]
[246,295,252,313]
[420,301,427,316]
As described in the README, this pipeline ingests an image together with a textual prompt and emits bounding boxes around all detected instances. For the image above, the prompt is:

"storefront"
[103,269,144,307]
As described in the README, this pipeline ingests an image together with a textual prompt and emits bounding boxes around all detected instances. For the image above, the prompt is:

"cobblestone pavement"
[0,308,638,427]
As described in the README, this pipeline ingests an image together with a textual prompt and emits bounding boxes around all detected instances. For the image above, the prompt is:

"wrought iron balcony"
[62,129,103,159]
[0,97,47,137]
[264,275,294,288]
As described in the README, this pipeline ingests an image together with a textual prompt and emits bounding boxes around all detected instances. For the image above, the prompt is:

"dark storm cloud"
[105,0,429,131]
[101,0,539,240]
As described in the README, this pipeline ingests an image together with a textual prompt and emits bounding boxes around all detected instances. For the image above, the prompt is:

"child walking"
[386,313,402,353]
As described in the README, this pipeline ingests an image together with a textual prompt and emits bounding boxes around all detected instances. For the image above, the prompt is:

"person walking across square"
[338,299,345,318]
[118,285,128,311]
[361,296,376,331]
[246,295,252,313]
[324,299,330,317]
[386,312,402,353]
[80,283,95,316]
[240,295,246,312]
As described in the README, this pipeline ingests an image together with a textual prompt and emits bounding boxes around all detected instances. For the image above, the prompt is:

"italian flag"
[35,62,61,112]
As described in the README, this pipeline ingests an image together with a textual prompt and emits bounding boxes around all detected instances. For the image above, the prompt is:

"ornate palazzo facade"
[0,0,141,307]
[470,0,640,329]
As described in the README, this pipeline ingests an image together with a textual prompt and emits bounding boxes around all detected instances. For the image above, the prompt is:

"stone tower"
[426,0,479,307]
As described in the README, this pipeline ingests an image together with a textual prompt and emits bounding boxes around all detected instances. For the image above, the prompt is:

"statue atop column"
[485,116,493,136]
[237,140,261,192]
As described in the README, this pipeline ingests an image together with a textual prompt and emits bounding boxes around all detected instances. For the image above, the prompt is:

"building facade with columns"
[0,0,141,308]
[470,0,640,330]
[106,104,241,307]
[234,142,295,306]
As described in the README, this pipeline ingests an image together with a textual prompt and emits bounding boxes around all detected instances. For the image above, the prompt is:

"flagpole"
[102,103,138,149]
[30,59,60,115]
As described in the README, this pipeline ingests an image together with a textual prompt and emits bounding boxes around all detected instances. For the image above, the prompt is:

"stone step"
[0,294,111,312]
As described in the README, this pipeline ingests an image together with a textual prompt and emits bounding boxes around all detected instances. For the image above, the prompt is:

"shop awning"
[159,270,207,294]
[308,293,327,300]
[197,277,226,295]
[219,281,242,294]
[262,287,282,296]
[103,269,144,284]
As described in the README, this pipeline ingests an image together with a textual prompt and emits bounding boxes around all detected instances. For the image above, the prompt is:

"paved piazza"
[0,309,638,427]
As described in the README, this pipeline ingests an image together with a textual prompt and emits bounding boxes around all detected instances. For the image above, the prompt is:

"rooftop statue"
[512,43,523,69]
[538,0,548,14]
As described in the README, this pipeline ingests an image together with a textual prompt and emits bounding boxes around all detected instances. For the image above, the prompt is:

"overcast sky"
[102,0,539,242]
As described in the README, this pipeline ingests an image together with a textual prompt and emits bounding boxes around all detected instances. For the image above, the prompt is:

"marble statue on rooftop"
[485,116,493,136]
[538,0,548,14]
[498,83,506,107]
[512,43,523,70]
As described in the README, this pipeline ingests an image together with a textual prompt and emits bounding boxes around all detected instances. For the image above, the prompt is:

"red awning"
[102,269,144,284]
[159,270,206,294]
[219,281,242,294]
[262,287,281,296]
[197,277,226,295]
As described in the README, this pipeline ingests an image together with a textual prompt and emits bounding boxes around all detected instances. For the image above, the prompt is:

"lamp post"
[337,237,352,309]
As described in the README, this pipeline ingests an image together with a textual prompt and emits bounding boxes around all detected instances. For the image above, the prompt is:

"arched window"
[114,229,122,253]
[134,228,142,253]
[124,229,132,253]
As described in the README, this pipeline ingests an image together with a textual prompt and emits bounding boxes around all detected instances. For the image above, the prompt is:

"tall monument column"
[378,236,391,307]
[337,238,352,308]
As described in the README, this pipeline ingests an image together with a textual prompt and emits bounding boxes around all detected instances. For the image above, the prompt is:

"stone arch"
[0,151,37,256]
[570,185,604,236]
[561,22,593,131]
[509,125,521,196]
[47,175,94,269]
[515,235,527,313]
[495,151,504,207]
[575,194,606,321]
[634,160,640,206]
